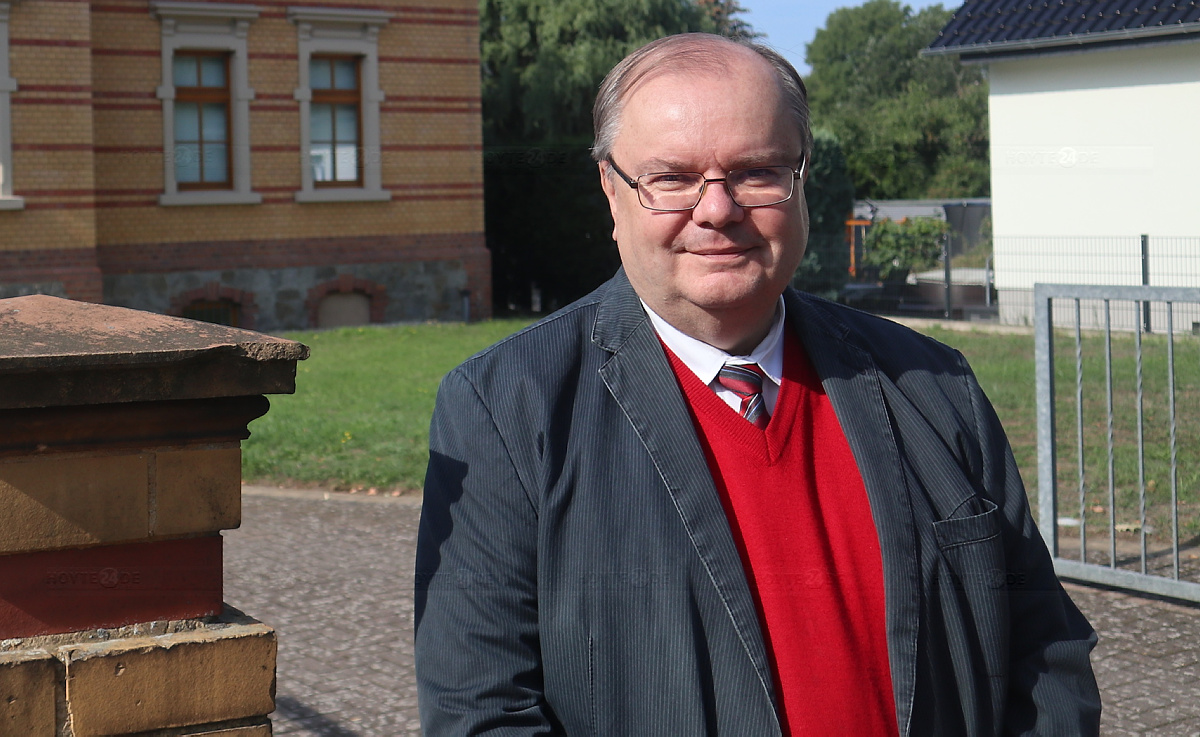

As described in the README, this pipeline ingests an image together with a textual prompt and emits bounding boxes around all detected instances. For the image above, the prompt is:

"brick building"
[0,0,489,331]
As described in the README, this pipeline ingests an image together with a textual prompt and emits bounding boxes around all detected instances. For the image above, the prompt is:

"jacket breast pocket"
[930,496,1009,682]
[932,497,1005,590]
[933,497,1001,550]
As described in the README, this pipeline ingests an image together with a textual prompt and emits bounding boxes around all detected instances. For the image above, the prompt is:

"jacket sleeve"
[414,368,560,735]
[960,354,1103,736]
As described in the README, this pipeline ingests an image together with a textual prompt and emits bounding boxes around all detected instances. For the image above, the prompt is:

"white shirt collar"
[642,297,786,387]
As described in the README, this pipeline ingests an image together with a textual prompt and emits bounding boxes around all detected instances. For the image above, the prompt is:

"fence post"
[1141,234,1151,333]
[1034,285,1058,555]
[942,231,952,319]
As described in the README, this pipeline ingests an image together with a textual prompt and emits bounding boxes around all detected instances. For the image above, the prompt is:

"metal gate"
[1035,283,1200,602]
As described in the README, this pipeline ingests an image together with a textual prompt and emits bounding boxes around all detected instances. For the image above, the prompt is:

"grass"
[922,325,1200,546]
[242,320,530,493]
[243,318,1200,551]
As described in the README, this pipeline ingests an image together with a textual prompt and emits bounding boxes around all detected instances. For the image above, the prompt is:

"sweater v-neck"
[664,330,811,465]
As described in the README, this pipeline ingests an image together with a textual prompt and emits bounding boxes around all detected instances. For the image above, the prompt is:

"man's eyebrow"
[639,152,800,172]
[640,157,692,172]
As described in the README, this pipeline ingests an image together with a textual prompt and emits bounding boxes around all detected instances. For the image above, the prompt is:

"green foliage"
[481,0,758,313]
[794,130,855,298]
[242,320,530,492]
[804,130,855,235]
[696,0,759,41]
[862,216,950,278]
[805,0,989,200]
[793,232,850,300]
[481,0,717,145]
[486,146,620,312]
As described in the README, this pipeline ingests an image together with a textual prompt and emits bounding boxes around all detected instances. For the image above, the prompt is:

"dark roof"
[926,0,1200,59]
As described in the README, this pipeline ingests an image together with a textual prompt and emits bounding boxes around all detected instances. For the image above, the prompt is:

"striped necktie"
[717,363,769,430]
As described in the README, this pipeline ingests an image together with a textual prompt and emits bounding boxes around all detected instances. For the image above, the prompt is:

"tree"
[481,0,717,146]
[794,130,855,299]
[862,217,950,279]
[480,0,757,312]
[804,1,989,200]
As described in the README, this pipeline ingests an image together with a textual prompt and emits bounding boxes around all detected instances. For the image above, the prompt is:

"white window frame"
[288,7,391,203]
[0,1,23,211]
[151,2,261,206]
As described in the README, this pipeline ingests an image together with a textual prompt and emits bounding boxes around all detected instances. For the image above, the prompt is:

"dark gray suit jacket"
[415,270,1100,736]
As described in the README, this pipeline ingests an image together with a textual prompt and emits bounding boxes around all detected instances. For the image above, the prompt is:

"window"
[0,2,22,210]
[309,56,361,186]
[288,7,390,203]
[152,2,261,206]
[172,52,231,189]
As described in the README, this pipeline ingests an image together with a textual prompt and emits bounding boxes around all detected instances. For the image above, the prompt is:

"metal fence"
[1035,283,1200,602]
[999,235,1200,329]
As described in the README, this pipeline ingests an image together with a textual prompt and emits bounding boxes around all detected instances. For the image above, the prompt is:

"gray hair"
[591,33,813,165]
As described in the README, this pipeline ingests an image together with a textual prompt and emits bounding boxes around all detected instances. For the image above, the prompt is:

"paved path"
[225,487,1200,736]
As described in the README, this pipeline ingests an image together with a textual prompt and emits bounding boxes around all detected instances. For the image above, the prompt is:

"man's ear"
[598,162,621,242]
[598,161,617,198]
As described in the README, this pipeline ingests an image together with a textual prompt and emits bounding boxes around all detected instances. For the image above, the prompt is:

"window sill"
[159,190,263,207]
[0,197,25,211]
[294,188,392,204]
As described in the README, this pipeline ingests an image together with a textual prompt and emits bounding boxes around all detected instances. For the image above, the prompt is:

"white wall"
[987,41,1200,310]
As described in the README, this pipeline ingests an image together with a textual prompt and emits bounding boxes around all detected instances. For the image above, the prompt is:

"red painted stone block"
[0,536,222,638]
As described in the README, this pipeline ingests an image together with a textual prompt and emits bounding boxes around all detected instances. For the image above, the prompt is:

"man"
[415,33,1100,736]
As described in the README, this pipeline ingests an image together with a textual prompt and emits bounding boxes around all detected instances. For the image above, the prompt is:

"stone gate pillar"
[0,295,308,736]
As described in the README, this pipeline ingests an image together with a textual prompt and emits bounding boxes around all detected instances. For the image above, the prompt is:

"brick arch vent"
[169,282,258,330]
[306,274,388,327]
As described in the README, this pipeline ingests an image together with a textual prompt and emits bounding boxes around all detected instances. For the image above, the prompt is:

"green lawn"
[244,318,1199,539]
[923,325,1200,541]
[242,320,530,493]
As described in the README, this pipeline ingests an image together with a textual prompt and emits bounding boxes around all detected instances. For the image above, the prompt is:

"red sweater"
[665,331,898,736]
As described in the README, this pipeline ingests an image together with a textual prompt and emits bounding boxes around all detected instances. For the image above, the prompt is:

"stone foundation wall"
[104,258,473,331]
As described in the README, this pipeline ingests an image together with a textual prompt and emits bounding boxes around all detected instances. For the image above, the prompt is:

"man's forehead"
[621,50,773,103]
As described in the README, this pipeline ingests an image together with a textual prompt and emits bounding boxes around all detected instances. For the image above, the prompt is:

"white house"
[926,1,1200,326]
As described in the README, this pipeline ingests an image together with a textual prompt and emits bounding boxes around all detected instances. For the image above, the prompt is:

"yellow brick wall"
[0,1,97,253]
[85,1,485,247]
[2,0,483,251]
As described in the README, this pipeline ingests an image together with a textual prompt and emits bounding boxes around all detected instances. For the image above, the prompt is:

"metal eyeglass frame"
[606,155,806,212]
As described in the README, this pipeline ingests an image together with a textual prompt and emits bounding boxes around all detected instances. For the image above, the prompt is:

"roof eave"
[922,21,1200,61]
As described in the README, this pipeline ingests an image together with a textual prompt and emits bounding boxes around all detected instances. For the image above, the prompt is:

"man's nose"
[691,179,744,227]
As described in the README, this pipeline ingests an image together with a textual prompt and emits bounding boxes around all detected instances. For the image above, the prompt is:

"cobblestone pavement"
[226,487,1200,736]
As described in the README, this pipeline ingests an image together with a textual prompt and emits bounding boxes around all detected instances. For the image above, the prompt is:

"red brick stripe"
[10,98,92,106]
[96,232,486,272]
[379,56,479,65]
[9,38,91,48]
[381,105,480,115]
[91,48,160,57]
[12,144,94,151]
[0,536,222,639]
[93,102,160,110]
[14,84,92,93]
[381,143,482,151]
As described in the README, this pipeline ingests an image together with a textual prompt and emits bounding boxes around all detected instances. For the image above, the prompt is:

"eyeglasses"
[607,156,805,212]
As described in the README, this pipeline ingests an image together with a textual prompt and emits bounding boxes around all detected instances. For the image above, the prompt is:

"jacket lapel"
[785,289,922,737]
[592,272,781,722]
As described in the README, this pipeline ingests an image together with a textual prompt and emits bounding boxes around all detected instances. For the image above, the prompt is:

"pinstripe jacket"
[415,270,1101,736]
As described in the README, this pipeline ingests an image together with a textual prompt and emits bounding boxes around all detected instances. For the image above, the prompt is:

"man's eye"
[735,168,784,186]
[643,173,697,191]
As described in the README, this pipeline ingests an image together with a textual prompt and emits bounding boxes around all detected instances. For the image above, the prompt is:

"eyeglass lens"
[638,167,795,211]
